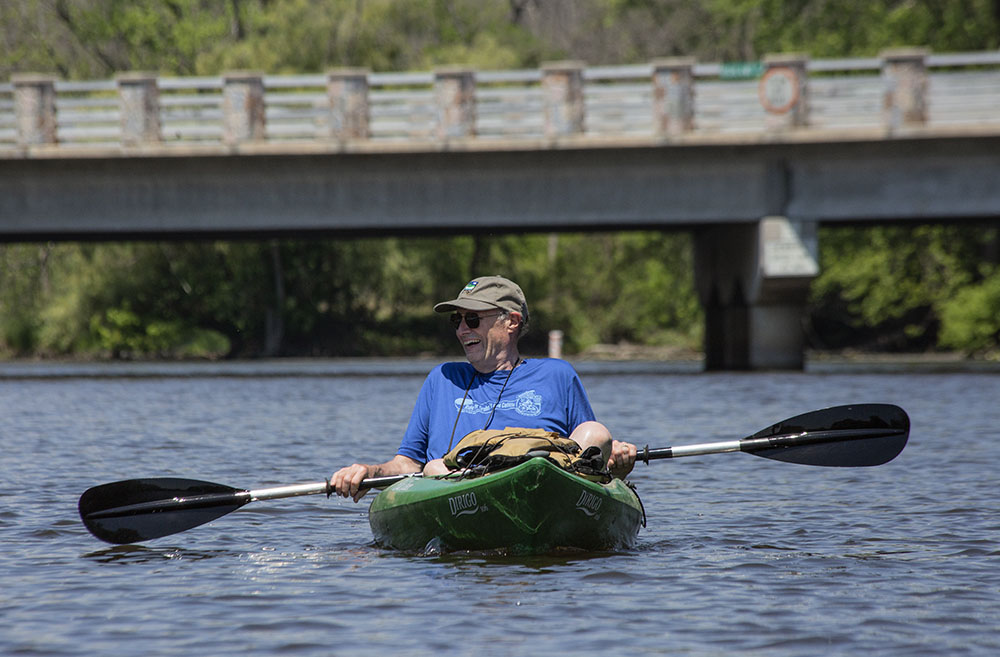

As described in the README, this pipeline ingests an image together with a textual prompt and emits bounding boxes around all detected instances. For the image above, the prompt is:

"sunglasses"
[450,311,502,329]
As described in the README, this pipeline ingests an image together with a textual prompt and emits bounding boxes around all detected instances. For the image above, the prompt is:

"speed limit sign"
[759,67,799,114]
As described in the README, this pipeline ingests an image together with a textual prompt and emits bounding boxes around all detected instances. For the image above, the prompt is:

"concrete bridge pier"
[694,217,819,370]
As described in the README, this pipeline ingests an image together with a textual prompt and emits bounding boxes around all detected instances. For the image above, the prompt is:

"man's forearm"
[368,454,423,477]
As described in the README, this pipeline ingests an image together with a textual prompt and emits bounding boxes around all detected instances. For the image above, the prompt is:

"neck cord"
[445,359,522,453]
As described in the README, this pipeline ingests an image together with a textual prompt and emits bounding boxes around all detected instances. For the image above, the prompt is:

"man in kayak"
[330,275,637,501]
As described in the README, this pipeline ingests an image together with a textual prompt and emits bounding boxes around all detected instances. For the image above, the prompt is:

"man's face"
[453,310,518,371]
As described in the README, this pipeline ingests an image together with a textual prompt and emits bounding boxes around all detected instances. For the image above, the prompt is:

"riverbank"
[1,348,998,379]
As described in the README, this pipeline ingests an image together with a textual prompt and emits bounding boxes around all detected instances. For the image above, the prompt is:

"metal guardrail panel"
[809,76,884,130]
[929,72,1000,125]
[0,87,16,146]
[695,80,766,132]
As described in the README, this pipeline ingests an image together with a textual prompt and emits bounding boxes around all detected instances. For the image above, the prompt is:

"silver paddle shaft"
[248,473,421,501]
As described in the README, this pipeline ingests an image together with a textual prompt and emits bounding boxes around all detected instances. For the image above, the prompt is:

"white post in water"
[548,330,564,359]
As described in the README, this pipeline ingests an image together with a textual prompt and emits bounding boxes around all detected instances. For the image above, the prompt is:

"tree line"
[2,1,999,360]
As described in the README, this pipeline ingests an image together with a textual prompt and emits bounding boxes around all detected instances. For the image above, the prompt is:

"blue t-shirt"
[397,358,597,464]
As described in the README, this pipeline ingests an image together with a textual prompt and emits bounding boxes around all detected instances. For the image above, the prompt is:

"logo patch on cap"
[461,281,479,294]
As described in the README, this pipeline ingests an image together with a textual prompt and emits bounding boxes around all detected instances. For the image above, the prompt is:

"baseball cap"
[433,276,529,322]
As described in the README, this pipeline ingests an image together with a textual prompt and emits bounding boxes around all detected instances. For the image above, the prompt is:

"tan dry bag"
[442,427,610,482]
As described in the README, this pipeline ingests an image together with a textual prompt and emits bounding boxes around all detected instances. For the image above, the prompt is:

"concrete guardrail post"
[760,54,809,130]
[326,68,369,140]
[881,48,929,133]
[12,74,57,146]
[222,72,266,144]
[542,61,585,138]
[435,68,476,140]
[116,73,161,145]
[652,57,696,138]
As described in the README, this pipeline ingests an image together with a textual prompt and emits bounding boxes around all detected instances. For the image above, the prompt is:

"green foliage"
[753,0,1000,56]
[1,0,549,78]
[21,243,212,357]
[810,225,1000,352]
[0,232,701,359]
[0,244,45,355]
[542,232,701,352]
[938,267,1000,355]
[4,0,1000,80]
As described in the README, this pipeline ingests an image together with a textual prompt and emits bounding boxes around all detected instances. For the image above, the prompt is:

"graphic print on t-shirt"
[453,390,543,417]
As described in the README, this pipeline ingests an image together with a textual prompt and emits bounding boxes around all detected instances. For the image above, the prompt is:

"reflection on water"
[83,545,239,565]
[405,547,628,572]
[1,361,998,657]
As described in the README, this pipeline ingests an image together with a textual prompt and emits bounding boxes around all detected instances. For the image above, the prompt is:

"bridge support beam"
[694,217,819,370]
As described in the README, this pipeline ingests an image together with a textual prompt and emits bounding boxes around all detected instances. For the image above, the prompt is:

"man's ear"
[507,312,523,333]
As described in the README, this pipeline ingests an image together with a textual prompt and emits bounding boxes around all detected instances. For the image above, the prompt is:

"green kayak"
[368,457,643,554]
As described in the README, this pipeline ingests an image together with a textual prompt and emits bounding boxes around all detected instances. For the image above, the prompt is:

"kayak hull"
[368,457,642,554]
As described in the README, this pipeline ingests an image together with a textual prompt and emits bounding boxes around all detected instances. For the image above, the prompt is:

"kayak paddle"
[78,474,407,545]
[79,403,908,544]
[639,403,909,467]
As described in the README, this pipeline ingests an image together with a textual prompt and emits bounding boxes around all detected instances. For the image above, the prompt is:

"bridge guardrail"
[1,49,998,153]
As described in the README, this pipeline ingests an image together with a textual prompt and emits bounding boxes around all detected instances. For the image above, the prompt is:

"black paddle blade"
[744,403,910,467]
[79,478,251,544]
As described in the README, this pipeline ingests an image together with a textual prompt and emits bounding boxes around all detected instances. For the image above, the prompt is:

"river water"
[1,359,998,656]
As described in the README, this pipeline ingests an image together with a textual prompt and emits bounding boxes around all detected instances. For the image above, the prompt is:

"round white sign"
[759,67,799,114]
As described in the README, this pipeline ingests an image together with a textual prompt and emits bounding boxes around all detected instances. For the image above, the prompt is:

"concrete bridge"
[2,49,1000,369]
